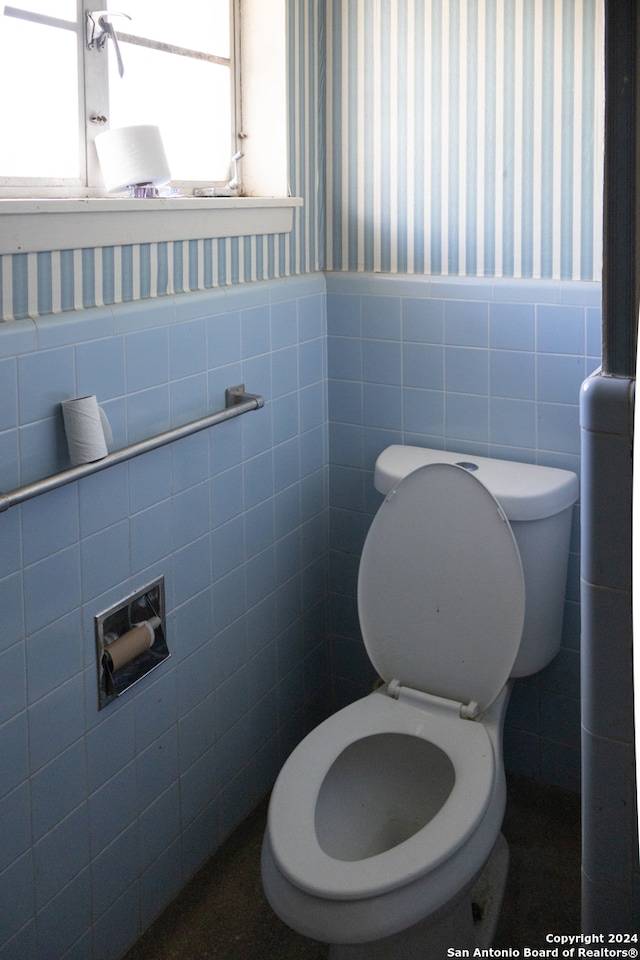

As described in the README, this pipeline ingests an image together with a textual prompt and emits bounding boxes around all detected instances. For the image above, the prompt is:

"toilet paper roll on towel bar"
[0,384,264,513]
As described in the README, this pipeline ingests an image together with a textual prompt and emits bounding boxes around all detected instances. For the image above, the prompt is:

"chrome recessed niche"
[95,577,169,710]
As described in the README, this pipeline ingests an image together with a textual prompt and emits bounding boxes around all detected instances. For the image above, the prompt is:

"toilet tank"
[374,446,579,677]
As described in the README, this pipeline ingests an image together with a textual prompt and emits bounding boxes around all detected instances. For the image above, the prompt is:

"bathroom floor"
[123,773,581,960]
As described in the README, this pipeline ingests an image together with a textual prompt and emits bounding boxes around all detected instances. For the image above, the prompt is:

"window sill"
[0,196,303,256]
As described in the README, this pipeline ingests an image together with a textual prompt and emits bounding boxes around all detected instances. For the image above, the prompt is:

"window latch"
[86,10,131,78]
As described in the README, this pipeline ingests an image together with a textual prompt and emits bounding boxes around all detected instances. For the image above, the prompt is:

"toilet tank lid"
[374,445,579,521]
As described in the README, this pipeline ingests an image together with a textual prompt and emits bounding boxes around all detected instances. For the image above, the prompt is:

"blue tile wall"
[0,275,329,960]
[326,271,602,794]
[0,266,602,958]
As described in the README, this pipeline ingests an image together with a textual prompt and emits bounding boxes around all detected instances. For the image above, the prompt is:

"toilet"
[262,445,579,958]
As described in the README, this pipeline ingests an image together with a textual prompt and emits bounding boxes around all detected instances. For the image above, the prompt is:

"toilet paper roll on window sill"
[95,124,171,193]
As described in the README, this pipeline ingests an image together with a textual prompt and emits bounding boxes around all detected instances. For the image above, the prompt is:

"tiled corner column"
[580,372,639,931]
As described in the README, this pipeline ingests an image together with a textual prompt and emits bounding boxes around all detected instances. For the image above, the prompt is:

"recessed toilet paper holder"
[95,576,169,710]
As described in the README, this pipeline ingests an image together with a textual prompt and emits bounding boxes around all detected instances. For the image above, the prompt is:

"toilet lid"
[358,463,525,713]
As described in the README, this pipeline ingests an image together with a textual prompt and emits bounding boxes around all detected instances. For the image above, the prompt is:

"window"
[0,0,238,197]
[0,0,296,255]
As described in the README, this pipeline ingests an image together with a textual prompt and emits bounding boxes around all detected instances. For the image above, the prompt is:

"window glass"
[108,44,232,181]
[0,18,79,177]
[0,0,235,192]
[112,0,230,58]
[7,1,76,17]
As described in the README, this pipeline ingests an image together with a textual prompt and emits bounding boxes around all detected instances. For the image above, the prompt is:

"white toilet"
[262,445,579,958]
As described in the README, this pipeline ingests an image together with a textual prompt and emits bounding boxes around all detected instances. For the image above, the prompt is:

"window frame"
[0,195,302,255]
[0,0,297,256]
[0,0,241,199]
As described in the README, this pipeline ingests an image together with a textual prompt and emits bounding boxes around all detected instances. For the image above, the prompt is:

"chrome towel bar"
[0,384,264,513]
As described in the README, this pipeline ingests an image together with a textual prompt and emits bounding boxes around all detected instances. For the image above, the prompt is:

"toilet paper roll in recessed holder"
[95,576,169,710]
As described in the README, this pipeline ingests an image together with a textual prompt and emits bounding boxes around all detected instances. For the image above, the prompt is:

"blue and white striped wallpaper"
[326,0,603,281]
[0,234,316,322]
[0,0,603,323]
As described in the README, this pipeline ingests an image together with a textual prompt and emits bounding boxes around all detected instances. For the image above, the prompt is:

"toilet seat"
[267,690,496,902]
[266,463,524,922]
[358,462,525,713]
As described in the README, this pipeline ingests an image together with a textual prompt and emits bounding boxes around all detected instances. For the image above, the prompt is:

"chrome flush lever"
[86,10,131,78]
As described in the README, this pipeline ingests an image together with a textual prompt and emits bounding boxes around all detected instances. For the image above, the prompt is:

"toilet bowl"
[262,685,509,946]
[262,447,579,955]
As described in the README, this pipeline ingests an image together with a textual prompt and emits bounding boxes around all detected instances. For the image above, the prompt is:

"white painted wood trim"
[0,196,303,254]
